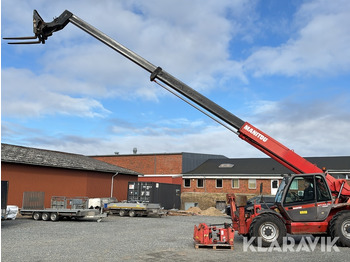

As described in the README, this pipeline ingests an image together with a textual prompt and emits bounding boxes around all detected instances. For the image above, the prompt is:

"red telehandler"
[4,10,350,248]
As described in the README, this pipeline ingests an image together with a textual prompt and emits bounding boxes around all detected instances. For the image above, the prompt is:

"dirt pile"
[199,207,226,216]
[168,206,227,217]
[185,206,202,215]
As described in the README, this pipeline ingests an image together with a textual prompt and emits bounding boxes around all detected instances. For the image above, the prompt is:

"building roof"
[1,143,140,176]
[183,156,350,177]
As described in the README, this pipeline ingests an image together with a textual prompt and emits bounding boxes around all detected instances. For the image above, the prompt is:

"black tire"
[42,212,50,221]
[50,212,60,221]
[119,210,126,217]
[249,213,286,247]
[32,212,42,220]
[129,210,136,217]
[330,210,350,247]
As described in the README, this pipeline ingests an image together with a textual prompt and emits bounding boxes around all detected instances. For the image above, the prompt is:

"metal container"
[1,181,9,219]
[127,182,181,209]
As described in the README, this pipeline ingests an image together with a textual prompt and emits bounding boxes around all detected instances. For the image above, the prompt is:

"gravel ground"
[2,214,350,262]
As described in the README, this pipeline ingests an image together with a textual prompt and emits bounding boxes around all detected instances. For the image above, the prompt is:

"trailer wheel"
[129,210,136,217]
[50,212,60,221]
[32,212,42,220]
[330,210,350,247]
[249,213,286,247]
[42,212,50,221]
[119,210,126,217]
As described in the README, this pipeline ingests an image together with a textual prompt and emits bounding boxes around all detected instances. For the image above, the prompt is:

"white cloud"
[244,0,350,77]
[2,68,110,118]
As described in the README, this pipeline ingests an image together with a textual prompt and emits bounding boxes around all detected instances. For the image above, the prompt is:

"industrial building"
[1,144,140,208]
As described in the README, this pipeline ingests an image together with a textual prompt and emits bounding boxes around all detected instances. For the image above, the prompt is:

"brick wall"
[180,178,280,210]
[182,178,273,195]
[92,154,183,175]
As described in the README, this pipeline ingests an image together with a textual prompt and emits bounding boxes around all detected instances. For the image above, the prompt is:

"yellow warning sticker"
[300,210,308,214]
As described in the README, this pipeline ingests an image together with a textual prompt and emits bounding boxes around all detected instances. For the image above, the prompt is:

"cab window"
[315,175,331,202]
[284,176,315,204]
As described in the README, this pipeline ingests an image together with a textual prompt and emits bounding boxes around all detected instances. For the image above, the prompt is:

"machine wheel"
[249,213,286,247]
[42,212,50,221]
[129,210,136,217]
[32,212,42,220]
[330,210,350,247]
[50,212,60,221]
[119,210,126,217]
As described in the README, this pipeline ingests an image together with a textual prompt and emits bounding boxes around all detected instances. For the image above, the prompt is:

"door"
[282,175,317,222]
[271,180,279,195]
[315,174,332,221]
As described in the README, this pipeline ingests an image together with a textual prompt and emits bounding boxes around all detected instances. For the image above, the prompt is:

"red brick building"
[1,144,140,208]
[91,152,225,185]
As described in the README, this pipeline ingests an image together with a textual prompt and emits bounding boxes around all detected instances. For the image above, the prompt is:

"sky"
[2,0,350,158]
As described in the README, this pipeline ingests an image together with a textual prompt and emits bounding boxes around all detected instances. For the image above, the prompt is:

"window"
[284,176,315,204]
[232,179,239,188]
[290,180,298,190]
[197,179,204,188]
[219,163,234,168]
[315,175,331,202]
[216,179,223,188]
[248,179,256,189]
[184,179,191,188]
[272,180,278,189]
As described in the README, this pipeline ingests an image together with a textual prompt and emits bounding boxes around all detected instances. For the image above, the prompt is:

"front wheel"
[330,211,350,247]
[249,213,286,247]
[32,212,42,220]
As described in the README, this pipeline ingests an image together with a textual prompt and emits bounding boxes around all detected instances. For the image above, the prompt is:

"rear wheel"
[330,211,350,247]
[129,210,136,217]
[42,212,50,221]
[50,212,60,221]
[249,213,286,247]
[32,212,42,220]
[119,210,126,217]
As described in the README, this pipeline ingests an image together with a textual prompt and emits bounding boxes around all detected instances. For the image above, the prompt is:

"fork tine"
[7,40,42,45]
[3,36,37,40]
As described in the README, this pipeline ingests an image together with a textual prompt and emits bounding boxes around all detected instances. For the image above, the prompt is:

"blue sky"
[2,0,350,158]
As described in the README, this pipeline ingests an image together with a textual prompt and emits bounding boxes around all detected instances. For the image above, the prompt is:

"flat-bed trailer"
[105,202,165,217]
[20,192,107,222]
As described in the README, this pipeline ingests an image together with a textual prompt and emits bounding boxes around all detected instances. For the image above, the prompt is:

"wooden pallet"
[194,243,234,250]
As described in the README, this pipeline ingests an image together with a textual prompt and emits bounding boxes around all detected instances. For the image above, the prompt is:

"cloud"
[246,97,350,157]
[243,0,350,77]
[2,68,110,118]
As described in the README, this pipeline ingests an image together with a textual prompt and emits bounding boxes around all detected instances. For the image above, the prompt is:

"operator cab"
[275,173,332,222]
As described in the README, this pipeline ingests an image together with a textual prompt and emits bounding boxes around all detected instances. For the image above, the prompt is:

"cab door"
[282,175,317,222]
[315,174,332,221]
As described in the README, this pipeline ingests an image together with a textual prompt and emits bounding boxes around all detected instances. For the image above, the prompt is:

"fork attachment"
[3,10,72,44]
